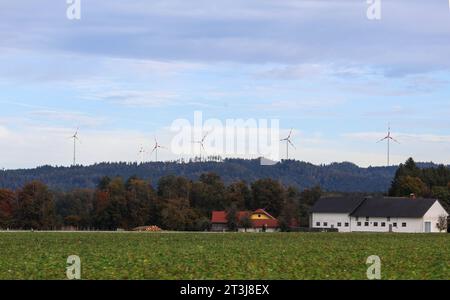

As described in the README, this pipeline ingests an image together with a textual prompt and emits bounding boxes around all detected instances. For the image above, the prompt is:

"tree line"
[0,159,398,193]
[0,173,322,231]
[389,158,450,211]
[1,158,448,231]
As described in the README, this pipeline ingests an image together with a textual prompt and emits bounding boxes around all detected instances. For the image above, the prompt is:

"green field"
[0,232,449,280]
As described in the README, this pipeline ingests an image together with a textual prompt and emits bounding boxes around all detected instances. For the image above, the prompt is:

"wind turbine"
[151,137,166,162]
[280,128,295,160]
[70,128,80,166]
[377,124,399,167]
[138,146,147,164]
[192,131,210,160]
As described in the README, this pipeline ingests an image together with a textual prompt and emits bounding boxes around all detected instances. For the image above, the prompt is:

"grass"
[0,232,449,280]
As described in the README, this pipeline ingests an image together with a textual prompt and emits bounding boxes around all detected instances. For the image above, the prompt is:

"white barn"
[310,196,449,233]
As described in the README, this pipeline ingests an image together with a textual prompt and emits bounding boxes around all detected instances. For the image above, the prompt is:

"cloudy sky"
[1,0,450,169]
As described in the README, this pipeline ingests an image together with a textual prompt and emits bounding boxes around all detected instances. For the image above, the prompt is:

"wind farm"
[63,124,406,168]
[1,0,450,285]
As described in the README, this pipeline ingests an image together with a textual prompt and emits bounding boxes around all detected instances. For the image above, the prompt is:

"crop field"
[0,232,449,280]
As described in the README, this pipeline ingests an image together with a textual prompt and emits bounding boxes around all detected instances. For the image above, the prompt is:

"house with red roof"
[211,209,280,232]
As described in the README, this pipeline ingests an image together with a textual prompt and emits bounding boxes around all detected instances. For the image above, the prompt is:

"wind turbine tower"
[280,129,296,160]
[377,124,399,167]
[70,128,80,166]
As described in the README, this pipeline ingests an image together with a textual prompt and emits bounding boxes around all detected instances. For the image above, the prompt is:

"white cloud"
[2,0,450,75]
[85,90,179,107]
[255,64,375,80]
[0,126,9,138]
[28,110,107,127]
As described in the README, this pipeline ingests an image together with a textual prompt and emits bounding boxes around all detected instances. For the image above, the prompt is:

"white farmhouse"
[310,196,449,233]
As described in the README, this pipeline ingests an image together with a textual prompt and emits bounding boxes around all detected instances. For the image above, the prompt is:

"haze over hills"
[0,158,425,193]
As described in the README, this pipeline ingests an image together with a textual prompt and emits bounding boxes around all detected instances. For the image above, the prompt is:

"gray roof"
[309,196,365,214]
[350,197,438,218]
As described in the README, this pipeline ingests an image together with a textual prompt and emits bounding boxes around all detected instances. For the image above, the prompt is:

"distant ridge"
[0,159,409,193]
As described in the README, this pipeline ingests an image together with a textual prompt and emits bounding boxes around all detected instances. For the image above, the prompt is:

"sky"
[1,0,450,169]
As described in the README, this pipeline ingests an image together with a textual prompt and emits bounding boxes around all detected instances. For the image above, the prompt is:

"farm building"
[211,209,279,232]
[310,195,449,233]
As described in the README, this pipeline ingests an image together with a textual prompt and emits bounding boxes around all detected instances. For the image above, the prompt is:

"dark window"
[357,222,362,226]
[323,222,328,227]
[345,223,349,227]
[381,222,386,227]
[374,222,378,227]
[337,222,342,227]
[393,222,397,227]
[364,222,369,226]
[316,222,320,227]
[387,217,391,222]
[402,222,407,227]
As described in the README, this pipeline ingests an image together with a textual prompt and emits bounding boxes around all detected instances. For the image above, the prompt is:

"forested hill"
[0,159,404,193]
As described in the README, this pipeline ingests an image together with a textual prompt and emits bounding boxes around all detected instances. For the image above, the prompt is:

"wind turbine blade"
[202,131,211,142]
[377,136,388,143]
[288,140,296,149]
[288,128,293,139]
[390,136,400,144]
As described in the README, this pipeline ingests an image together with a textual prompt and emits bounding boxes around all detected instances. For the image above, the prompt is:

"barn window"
[387,217,391,222]
[364,222,369,226]
[366,217,369,221]
[323,222,328,227]
[337,222,342,227]
[381,222,386,227]
[393,222,397,227]
[316,222,320,226]
[345,223,349,227]
[357,222,362,226]
[402,222,407,227]
[374,222,378,227]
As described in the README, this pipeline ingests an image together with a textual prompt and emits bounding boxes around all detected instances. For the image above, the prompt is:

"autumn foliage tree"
[14,181,57,230]
[251,179,286,216]
[0,189,15,228]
